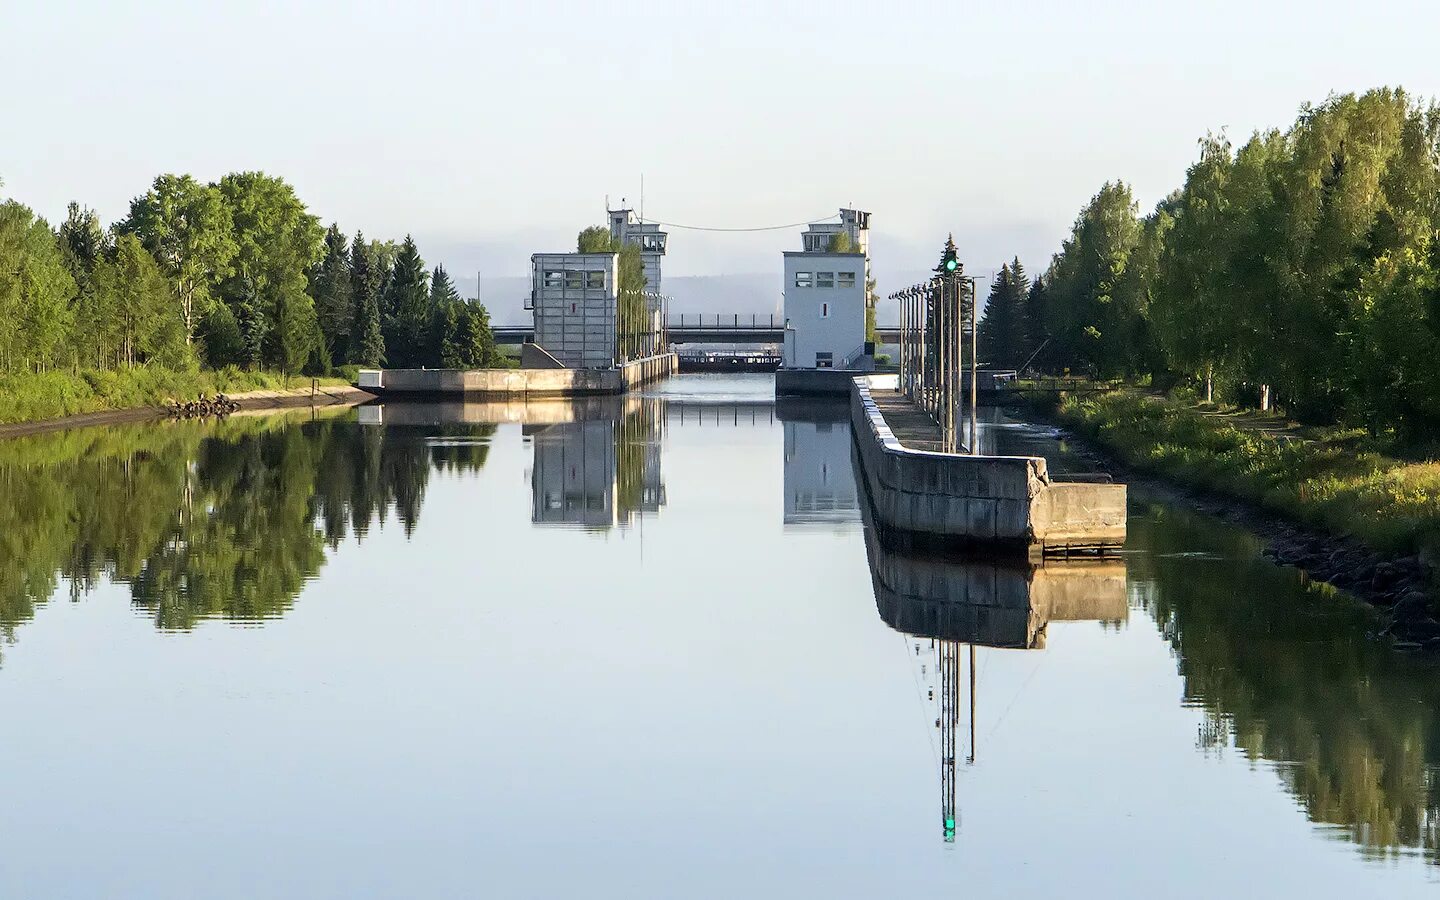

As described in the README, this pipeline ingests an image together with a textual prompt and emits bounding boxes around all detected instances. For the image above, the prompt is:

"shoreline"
[1013,397,1440,655]
[0,384,376,440]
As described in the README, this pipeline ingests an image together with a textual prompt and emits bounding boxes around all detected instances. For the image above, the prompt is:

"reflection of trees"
[0,411,494,654]
[614,401,664,524]
[1128,503,1440,862]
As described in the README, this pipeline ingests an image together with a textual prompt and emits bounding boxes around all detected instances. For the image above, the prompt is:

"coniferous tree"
[977,258,1033,368]
[382,236,430,367]
[349,231,385,366]
[459,300,497,368]
[234,274,267,369]
[313,224,352,366]
[429,265,463,368]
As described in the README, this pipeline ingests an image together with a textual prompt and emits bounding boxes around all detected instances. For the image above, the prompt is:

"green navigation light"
[944,258,958,272]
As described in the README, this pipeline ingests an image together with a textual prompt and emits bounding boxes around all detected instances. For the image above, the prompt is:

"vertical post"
[968,643,976,764]
[970,277,979,456]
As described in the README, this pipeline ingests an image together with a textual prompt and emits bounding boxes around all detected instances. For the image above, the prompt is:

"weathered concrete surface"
[850,375,1126,552]
[520,343,567,369]
[361,353,676,397]
[776,367,873,397]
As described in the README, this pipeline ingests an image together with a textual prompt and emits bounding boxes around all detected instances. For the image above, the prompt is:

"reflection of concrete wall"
[861,472,1127,648]
[783,418,859,526]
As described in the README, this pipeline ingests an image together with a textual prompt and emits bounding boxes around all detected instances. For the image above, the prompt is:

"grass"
[1051,390,1440,558]
[0,367,350,426]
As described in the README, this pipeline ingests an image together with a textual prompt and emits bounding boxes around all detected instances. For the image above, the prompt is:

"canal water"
[1,373,1438,898]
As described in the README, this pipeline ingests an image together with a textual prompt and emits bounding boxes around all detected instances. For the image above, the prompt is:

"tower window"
[838,271,856,288]
[821,302,829,318]
[794,271,813,288]
[817,272,834,288]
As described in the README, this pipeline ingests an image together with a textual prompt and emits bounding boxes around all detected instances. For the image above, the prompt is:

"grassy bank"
[1050,391,1440,558]
[0,367,352,426]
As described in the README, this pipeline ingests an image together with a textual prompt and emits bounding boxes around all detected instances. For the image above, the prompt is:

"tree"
[349,231,385,366]
[58,203,110,369]
[458,300,498,367]
[0,201,76,373]
[1042,182,1144,376]
[577,226,612,253]
[978,258,1032,368]
[92,234,188,369]
[118,174,236,346]
[382,235,430,367]
[312,224,352,366]
[214,172,324,371]
[429,265,464,368]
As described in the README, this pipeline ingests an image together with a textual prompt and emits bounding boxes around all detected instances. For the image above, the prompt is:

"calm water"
[1,374,1439,898]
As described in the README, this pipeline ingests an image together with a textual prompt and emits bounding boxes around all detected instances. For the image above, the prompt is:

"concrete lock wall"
[849,376,1126,551]
[362,353,676,397]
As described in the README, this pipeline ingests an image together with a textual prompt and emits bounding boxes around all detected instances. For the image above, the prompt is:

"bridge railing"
[668,314,782,330]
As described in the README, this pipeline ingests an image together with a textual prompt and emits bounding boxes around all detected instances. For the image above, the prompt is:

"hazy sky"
[6,0,1440,299]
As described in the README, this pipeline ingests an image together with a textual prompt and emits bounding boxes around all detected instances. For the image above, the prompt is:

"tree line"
[0,172,500,378]
[979,87,1440,430]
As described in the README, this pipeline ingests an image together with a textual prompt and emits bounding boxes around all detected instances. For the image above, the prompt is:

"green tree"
[381,235,430,367]
[214,172,324,371]
[118,174,237,347]
[349,231,385,366]
[459,300,498,367]
[57,203,110,369]
[1043,182,1144,377]
[429,265,463,368]
[0,201,77,373]
[92,234,188,368]
[978,258,1032,367]
[312,224,353,366]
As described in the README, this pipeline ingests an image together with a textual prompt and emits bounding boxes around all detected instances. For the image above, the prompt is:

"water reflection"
[780,399,860,528]
[0,407,495,649]
[2,384,1440,878]
[526,398,665,530]
[858,467,1129,840]
[1127,501,1440,862]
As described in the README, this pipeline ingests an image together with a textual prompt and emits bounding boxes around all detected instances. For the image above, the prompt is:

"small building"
[530,252,621,369]
[781,251,869,370]
[608,207,667,293]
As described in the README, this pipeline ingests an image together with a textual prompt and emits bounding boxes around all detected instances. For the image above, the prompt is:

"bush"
[1053,391,1440,556]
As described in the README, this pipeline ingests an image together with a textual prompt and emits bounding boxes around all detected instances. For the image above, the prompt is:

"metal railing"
[667,313,782,330]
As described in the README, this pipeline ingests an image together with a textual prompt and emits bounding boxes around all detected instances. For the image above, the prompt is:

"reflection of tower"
[779,400,859,527]
[861,468,1127,842]
[938,639,961,841]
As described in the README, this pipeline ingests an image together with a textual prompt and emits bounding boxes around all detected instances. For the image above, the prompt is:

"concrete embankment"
[361,353,677,397]
[849,375,1126,554]
[0,384,374,440]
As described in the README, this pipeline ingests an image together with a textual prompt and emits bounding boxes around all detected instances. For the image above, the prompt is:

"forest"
[0,172,502,393]
[978,87,1440,431]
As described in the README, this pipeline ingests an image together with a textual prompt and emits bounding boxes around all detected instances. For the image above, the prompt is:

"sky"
[6,0,1440,309]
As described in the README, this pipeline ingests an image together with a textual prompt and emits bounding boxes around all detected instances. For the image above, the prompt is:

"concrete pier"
[358,352,677,397]
[850,375,1126,554]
